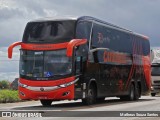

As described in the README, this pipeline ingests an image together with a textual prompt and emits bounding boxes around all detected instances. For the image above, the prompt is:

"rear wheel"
[127,83,135,101]
[120,83,135,101]
[40,100,52,106]
[134,84,141,100]
[151,93,156,97]
[120,83,139,101]
[82,84,97,105]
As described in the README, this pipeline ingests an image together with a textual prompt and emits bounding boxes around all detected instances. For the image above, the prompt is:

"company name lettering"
[103,51,129,64]
[32,45,53,49]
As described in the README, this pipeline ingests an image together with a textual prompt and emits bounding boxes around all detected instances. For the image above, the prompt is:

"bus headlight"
[18,82,28,88]
[59,84,67,88]
[59,78,79,88]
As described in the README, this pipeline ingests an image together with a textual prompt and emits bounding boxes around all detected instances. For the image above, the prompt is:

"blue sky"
[0,0,160,81]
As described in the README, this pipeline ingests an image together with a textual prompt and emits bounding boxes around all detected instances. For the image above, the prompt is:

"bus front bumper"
[18,77,79,100]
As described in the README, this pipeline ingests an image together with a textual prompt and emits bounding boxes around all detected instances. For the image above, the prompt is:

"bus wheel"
[151,93,156,97]
[40,100,52,106]
[127,83,135,101]
[135,84,141,100]
[82,84,97,105]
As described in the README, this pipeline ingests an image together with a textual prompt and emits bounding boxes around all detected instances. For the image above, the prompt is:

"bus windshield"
[20,49,72,79]
[23,20,76,43]
[151,66,160,76]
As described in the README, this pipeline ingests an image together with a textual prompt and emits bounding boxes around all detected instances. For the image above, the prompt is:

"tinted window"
[143,40,150,56]
[130,36,140,55]
[130,36,150,56]
[23,20,76,43]
[91,23,132,53]
[91,23,150,55]
[91,23,110,49]
[117,31,132,53]
[76,21,92,41]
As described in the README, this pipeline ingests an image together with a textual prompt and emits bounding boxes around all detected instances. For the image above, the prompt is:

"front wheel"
[40,100,52,106]
[82,84,97,105]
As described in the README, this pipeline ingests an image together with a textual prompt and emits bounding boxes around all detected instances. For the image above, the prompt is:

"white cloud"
[0,0,59,47]
[43,9,57,17]
[0,72,19,82]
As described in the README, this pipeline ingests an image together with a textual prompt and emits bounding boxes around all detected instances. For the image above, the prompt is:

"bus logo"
[40,87,44,91]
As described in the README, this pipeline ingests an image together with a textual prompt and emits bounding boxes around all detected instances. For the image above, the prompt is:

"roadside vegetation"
[0,80,20,103]
[0,80,10,89]
[0,90,20,103]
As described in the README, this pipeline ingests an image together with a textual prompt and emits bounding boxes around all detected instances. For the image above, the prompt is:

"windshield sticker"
[35,52,43,55]
[46,72,53,77]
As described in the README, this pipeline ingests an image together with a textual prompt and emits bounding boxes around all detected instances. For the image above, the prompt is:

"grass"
[0,89,21,103]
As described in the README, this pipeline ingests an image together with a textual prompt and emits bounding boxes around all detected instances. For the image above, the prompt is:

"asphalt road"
[1,95,160,120]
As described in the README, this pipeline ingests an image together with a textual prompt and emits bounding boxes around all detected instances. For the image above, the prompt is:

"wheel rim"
[88,86,96,104]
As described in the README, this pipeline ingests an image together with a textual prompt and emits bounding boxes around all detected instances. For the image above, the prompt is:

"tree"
[0,80,10,89]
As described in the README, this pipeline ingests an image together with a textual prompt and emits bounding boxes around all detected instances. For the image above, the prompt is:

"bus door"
[74,45,88,98]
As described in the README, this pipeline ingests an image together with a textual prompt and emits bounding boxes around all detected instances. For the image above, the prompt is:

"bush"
[0,90,20,103]
[0,80,10,89]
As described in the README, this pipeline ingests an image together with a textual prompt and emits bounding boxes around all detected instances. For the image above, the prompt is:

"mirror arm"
[66,39,87,57]
[8,42,22,59]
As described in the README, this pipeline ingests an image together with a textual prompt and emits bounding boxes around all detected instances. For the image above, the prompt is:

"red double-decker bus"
[8,16,151,106]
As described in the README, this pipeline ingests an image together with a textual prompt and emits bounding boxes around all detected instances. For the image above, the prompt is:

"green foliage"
[0,80,10,89]
[0,90,20,103]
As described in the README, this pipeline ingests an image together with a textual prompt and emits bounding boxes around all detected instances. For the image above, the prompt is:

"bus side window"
[76,21,92,43]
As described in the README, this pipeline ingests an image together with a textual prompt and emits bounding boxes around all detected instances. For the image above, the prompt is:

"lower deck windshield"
[20,49,72,79]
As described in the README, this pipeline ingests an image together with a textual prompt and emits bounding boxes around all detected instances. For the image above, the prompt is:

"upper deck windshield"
[22,20,76,43]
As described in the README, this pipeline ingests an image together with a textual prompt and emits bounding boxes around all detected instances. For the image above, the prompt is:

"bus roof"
[78,16,149,40]
[31,16,78,22]
[78,16,132,32]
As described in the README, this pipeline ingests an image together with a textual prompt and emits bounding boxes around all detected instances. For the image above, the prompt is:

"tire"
[82,84,97,105]
[151,93,156,97]
[134,84,141,100]
[40,100,52,106]
[125,83,135,101]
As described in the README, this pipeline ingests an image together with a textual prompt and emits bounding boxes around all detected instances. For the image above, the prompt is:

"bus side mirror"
[8,42,22,59]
